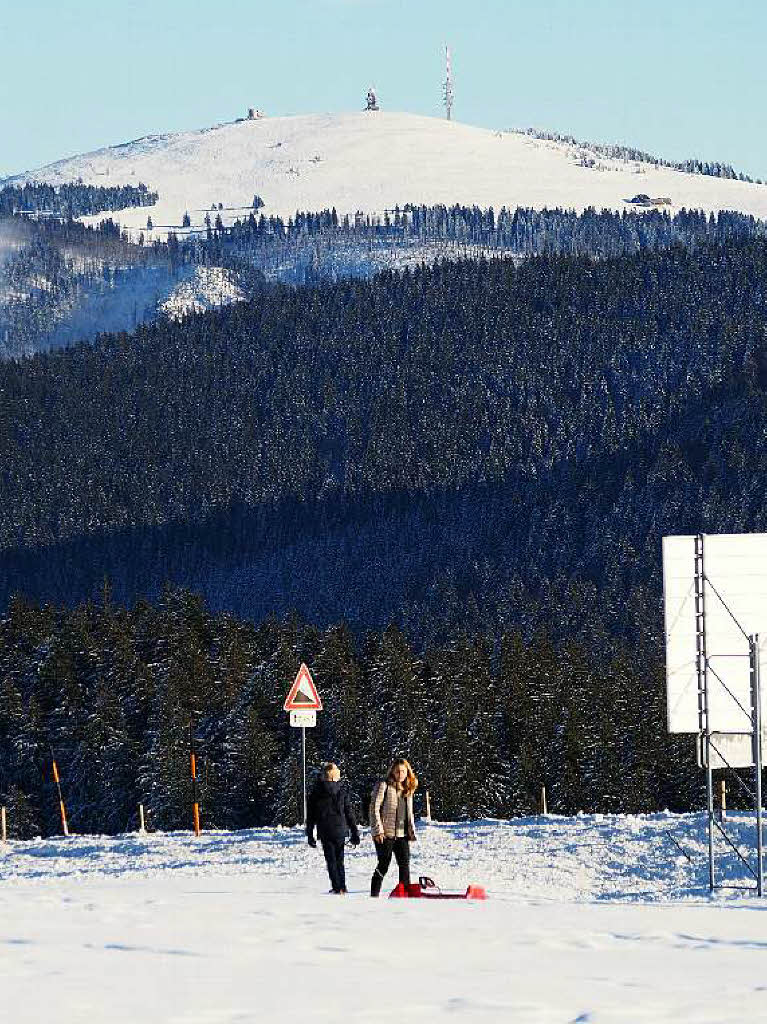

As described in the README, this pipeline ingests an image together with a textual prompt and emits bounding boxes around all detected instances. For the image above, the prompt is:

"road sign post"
[284,664,322,826]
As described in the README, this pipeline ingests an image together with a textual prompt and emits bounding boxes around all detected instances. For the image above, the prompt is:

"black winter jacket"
[306,779,360,844]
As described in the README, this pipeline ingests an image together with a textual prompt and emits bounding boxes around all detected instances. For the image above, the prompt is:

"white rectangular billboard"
[663,533,767,765]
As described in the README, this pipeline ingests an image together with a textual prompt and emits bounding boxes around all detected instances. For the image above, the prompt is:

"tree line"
[0,181,158,218]
[519,127,762,182]
[5,200,767,358]
[0,587,699,839]
[213,203,767,267]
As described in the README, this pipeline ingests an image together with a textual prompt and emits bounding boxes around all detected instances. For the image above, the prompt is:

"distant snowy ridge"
[6,112,767,242]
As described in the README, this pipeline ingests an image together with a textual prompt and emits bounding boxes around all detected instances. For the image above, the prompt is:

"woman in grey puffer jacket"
[368,758,418,897]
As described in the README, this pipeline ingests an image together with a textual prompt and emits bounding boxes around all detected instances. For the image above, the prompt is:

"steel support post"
[695,533,715,891]
[752,634,764,897]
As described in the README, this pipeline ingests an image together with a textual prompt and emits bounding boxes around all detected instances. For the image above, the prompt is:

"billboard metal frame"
[690,533,764,896]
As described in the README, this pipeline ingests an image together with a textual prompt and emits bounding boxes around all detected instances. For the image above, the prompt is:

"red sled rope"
[389,876,487,900]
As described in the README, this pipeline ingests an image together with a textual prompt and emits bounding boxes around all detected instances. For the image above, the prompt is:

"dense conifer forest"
[202,204,767,280]
[4,237,767,632]
[0,588,697,838]
[0,181,158,218]
[4,235,767,831]
[4,200,767,357]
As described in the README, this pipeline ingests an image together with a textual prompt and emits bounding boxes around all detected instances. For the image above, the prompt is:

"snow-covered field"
[7,112,767,241]
[2,813,766,1023]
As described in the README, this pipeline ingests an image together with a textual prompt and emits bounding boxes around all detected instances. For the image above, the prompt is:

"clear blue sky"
[2,0,767,179]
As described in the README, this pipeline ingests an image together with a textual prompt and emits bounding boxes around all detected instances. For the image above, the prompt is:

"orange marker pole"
[190,721,201,836]
[51,755,70,837]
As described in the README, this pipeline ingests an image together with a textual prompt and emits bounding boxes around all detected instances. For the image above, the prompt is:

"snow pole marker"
[51,753,69,836]
[425,790,432,822]
[138,803,146,833]
[189,720,201,837]
[719,780,727,822]
[1,806,6,843]
[540,785,547,816]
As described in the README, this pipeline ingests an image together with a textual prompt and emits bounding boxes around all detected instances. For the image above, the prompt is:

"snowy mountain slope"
[2,814,766,1024]
[158,265,247,320]
[7,112,767,241]
[0,244,247,357]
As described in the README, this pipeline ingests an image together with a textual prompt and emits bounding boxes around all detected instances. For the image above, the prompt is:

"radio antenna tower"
[444,44,454,121]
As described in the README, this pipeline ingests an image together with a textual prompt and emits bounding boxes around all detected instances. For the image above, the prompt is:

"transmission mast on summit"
[444,44,454,121]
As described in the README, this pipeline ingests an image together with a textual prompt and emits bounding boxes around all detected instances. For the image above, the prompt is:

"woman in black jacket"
[306,762,360,894]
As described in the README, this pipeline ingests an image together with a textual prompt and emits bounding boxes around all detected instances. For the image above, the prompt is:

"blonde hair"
[386,758,418,797]
[322,762,340,781]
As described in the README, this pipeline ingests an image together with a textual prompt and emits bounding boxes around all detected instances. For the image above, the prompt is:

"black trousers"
[371,837,410,896]
[321,837,347,892]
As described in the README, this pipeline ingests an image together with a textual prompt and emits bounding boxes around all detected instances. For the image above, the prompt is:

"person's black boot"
[370,870,383,897]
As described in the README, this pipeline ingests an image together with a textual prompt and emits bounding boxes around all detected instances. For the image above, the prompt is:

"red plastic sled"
[389,876,487,900]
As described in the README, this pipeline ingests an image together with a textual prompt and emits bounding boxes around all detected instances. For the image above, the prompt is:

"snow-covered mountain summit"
[7,111,767,239]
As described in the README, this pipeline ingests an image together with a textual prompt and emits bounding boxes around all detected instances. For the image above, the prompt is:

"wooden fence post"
[720,779,727,822]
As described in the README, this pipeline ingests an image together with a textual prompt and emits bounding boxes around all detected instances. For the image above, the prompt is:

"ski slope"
[6,112,767,241]
[2,813,766,1023]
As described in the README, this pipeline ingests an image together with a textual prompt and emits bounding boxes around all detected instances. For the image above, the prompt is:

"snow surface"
[2,812,767,1023]
[6,112,767,242]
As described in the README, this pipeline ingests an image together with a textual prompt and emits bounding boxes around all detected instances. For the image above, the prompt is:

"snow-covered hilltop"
[7,111,767,240]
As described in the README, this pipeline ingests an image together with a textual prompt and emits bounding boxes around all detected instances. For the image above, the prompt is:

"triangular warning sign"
[284,663,322,711]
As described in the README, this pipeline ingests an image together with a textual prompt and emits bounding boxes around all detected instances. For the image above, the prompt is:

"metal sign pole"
[753,634,764,897]
[301,726,307,827]
[695,533,715,891]
[284,664,321,827]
